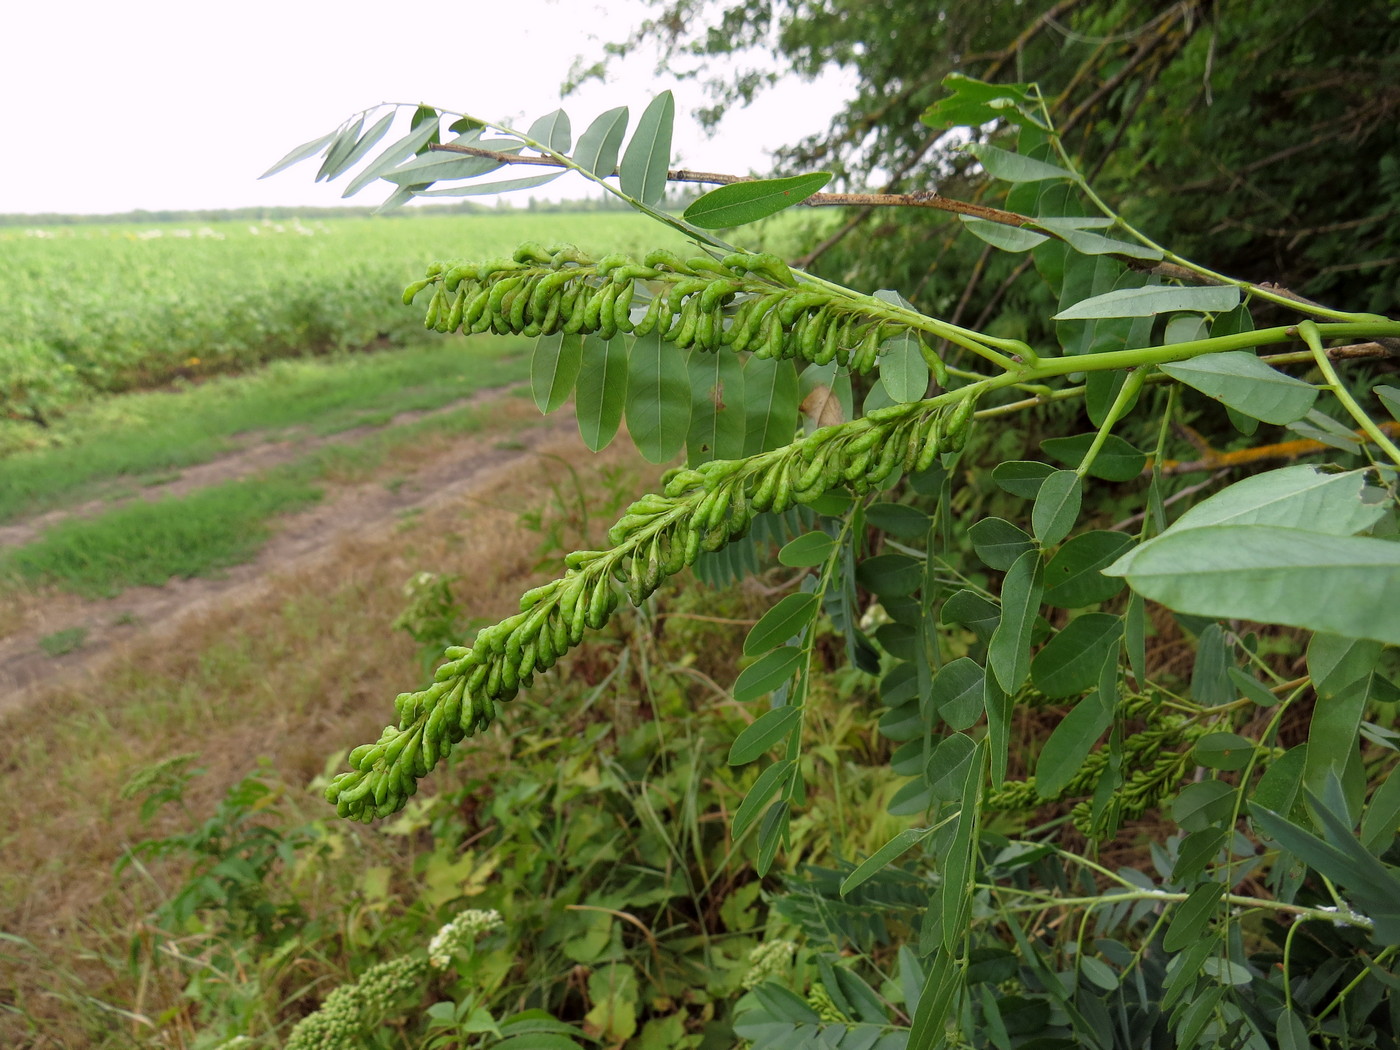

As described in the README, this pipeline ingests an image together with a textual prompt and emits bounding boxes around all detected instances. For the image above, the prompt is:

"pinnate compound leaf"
[684,173,831,228]
[574,106,628,176]
[1106,526,1400,645]
[531,333,582,414]
[733,759,795,838]
[967,143,1073,183]
[619,91,674,206]
[1167,465,1383,536]
[575,335,627,451]
[1053,284,1241,321]
[841,826,939,896]
[527,109,571,153]
[733,647,803,702]
[625,330,691,463]
[1159,352,1317,425]
[989,549,1044,693]
[745,593,820,656]
[261,129,339,179]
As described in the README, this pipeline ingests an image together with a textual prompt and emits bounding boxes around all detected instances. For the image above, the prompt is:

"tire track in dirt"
[0,391,586,714]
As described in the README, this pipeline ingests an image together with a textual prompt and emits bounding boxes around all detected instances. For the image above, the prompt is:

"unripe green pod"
[594,252,631,277]
[611,280,636,334]
[632,295,666,338]
[760,316,786,360]
[945,394,978,451]
[750,461,783,513]
[529,268,574,319]
[794,442,835,492]
[668,297,701,348]
[853,323,884,372]
[693,309,716,351]
[867,420,906,483]
[770,462,795,513]
[444,288,467,332]
[424,262,445,278]
[687,255,734,277]
[644,248,690,272]
[746,252,798,287]
[484,658,503,699]
[662,467,705,497]
[626,555,646,605]
[666,278,711,312]
[443,263,475,291]
[442,679,465,728]
[551,609,570,658]
[550,243,593,265]
[462,287,491,331]
[499,657,518,698]
[564,549,607,570]
[660,530,687,576]
[777,291,830,327]
[539,292,564,335]
[513,241,552,264]
[841,444,877,482]
[700,278,743,314]
[682,526,703,565]
[403,278,433,305]
[487,273,527,320]
[586,579,615,630]
[597,283,622,340]
[569,589,589,643]
[701,523,730,552]
[424,287,444,329]
[349,742,380,769]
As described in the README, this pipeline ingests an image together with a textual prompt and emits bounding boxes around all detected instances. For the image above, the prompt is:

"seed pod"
[687,255,733,277]
[746,252,799,287]
[403,278,433,305]
[794,442,835,493]
[586,578,615,630]
[513,241,552,264]
[529,268,573,319]
[424,287,444,329]
[750,460,783,513]
[611,280,636,334]
[551,243,593,266]
[632,295,666,338]
[644,248,691,273]
[945,394,978,451]
[867,420,906,484]
[596,283,622,340]
[682,526,703,565]
[669,297,701,348]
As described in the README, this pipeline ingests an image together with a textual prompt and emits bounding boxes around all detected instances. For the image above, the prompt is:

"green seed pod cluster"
[285,955,429,1050]
[325,392,981,822]
[405,243,945,376]
[984,697,1208,835]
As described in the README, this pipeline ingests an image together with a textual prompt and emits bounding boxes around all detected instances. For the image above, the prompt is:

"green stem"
[1075,367,1148,480]
[992,885,1374,931]
[1298,321,1400,467]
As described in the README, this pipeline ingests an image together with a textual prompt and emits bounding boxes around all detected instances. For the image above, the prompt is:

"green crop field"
[0,210,695,434]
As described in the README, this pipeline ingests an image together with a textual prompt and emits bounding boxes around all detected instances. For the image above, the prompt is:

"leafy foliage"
[226,57,1400,1049]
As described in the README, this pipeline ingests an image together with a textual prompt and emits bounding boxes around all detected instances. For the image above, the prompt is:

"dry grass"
[0,425,649,1048]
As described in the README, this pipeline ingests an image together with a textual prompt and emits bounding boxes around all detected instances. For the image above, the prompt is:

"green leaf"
[531,333,582,414]
[741,358,800,456]
[1276,1011,1310,1050]
[342,115,446,197]
[1253,745,1307,819]
[1032,470,1081,545]
[931,658,985,731]
[1159,352,1317,425]
[1172,780,1235,832]
[1105,526,1400,645]
[856,554,922,598]
[1035,687,1114,798]
[878,332,930,403]
[729,705,803,765]
[733,646,804,703]
[1040,433,1145,481]
[959,216,1048,252]
[1194,732,1255,771]
[1043,531,1135,608]
[942,741,986,953]
[967,143,1073,183]
[685,349,746,464]
[755,800,790,877]
[1229,666,1280,707]
[841,826,939,896]
[417,172,564,196]
[684,172,831,228]
[493,1036,583,1050]
[1031,613,1121,698]
[969,517,1035,571]
[260,128,338,180]
[527,109,572,153]
[992,460,1056,498]
[1304,633,1380,797]
[733,759,795,838]
[1375,385,1400,424]
[941,589,1000,645]
[866,502,930,538]
[1173,827,1230,883]
[921,73,1036,130]
[575,335,627,451]
[1167,466,1382,535]
[989,549,1044,693]
[619,91,674,206]
[380,140,511,184]
[1052,284,1241,321]
[574,106,629,176]
[745,593,820,656]
[315,118,365,181]
[928,735,978,801]
[626,330,691,463]
[1163,883,1224,952]
[322,111,395,182]
[1362,764,1400,854]
[1036,219,1163,260]
[778,532,836,567]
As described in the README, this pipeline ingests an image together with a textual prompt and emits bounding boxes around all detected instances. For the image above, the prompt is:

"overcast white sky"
[2,0,855,215]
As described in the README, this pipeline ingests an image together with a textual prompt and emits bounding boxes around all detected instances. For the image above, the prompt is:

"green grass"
[0,336,530,523]
[4,474,324,597]
[1,396,516,599]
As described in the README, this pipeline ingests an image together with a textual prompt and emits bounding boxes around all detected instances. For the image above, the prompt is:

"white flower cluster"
[428,908,505,970]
